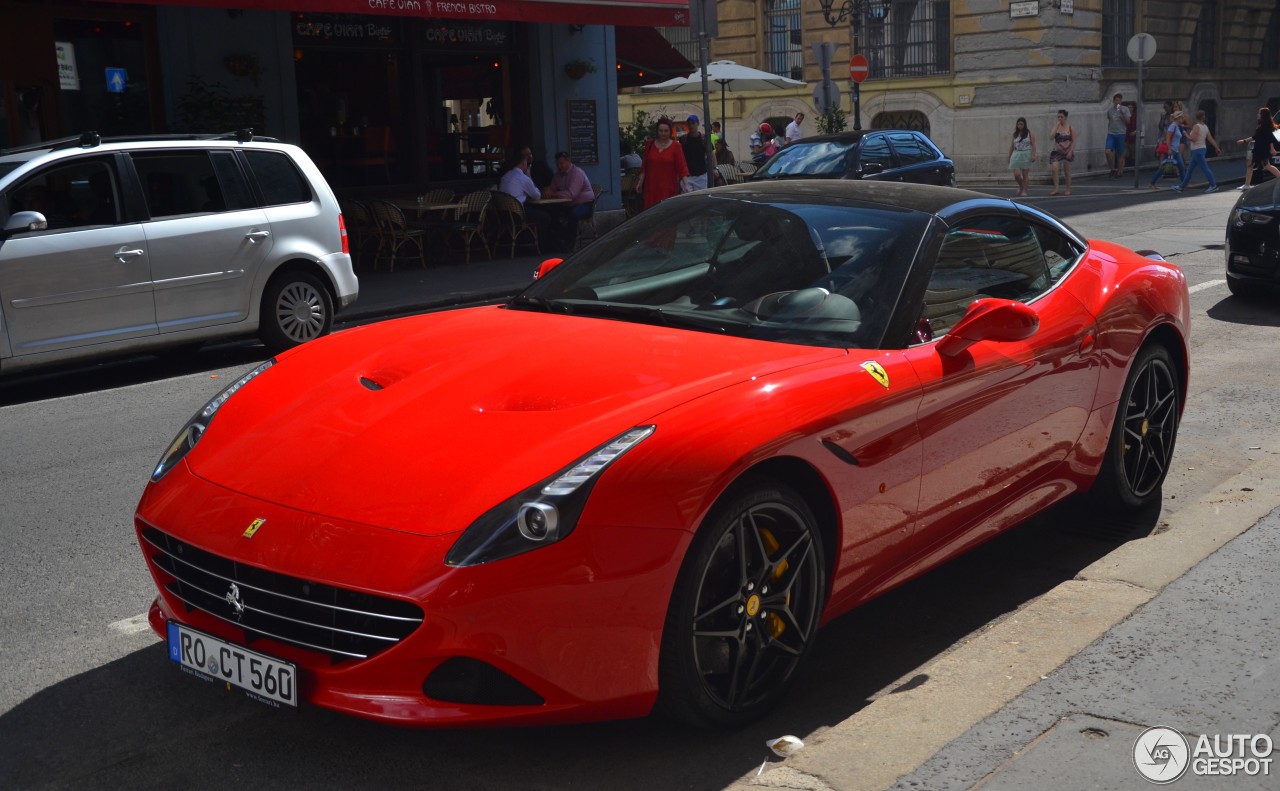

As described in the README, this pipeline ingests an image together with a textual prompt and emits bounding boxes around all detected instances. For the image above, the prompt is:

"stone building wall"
[619,1,1280,183]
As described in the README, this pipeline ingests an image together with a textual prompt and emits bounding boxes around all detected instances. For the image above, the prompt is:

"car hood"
[188,306,844,536]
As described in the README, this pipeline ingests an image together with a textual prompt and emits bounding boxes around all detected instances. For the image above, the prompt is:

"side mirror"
[3,211,48,236]
[936,298,1039,357]
[859,162,885,176]
[533,257,564,281]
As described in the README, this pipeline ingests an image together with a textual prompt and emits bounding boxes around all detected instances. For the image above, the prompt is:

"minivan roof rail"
[1,130,281,156]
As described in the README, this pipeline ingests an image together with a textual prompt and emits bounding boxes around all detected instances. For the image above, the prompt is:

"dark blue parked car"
[751,129,955,187]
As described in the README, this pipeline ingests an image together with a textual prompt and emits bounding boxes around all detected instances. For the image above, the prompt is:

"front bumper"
[136,463,688,726]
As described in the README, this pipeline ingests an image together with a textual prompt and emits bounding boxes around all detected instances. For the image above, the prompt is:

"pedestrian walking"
[1008,117,1035,197]
[1236,106,1280,189]
[784,112,805,145]
[1105,93,1131,178]
[1049,109,1075,195]
[1174,110,1221,193]
[680,114,710,191]
[1149,110,1187,189]
[634,116,689,210]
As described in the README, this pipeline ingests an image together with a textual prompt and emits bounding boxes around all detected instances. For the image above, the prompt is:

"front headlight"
[151,359,275,482]
[445,426,656,567]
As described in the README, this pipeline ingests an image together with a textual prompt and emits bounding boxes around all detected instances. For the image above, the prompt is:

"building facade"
[2,0,693,207]
[623,1,1279,182]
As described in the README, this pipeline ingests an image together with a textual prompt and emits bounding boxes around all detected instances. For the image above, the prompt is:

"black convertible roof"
[708,179,998,217]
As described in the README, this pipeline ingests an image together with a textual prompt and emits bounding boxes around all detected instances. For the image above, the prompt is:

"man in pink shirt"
[544,151,595,251]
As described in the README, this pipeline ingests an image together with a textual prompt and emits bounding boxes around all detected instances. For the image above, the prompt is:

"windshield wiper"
[508,295,565,313]
[567,302,738,334]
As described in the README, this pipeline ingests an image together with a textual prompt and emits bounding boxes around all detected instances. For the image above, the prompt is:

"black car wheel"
[1089,344,1181,510]
[259,271,333,353]
[658,477,825,728]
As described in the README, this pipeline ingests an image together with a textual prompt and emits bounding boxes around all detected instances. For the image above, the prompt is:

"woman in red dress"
[635,116,690,210]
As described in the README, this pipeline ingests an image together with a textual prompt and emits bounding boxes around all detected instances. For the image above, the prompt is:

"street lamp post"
[818,0,887,131]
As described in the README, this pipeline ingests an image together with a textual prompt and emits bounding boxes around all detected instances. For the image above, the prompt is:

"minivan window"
[8,157,120,230]
[209,151,254,211]
[244,151,311,206]
[132,151,224,218]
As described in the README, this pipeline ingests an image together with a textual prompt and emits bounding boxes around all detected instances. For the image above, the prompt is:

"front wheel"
[259,272,333,353]
[657,478,826,728]
[1088,344,1181,510]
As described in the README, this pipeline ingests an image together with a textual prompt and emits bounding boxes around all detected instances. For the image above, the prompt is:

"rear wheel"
[658,478,826,728]
[1088,344,1181,510]
[259,272,332,353]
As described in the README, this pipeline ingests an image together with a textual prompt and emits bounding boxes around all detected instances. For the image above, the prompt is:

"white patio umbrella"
[641,60,806,139]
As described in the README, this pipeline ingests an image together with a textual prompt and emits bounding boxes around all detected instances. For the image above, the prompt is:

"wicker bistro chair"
[440,190,493,264]
[737,162,757,177]
[716,164,743,186]
[368,199,427,271]
[339,199,379,269]
[489,191,540,258]
[573,185,607,251]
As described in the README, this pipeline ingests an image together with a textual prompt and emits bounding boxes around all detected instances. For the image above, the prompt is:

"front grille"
[141,526,423,662]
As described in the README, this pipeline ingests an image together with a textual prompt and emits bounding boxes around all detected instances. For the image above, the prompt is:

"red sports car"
[136,182,1189,728]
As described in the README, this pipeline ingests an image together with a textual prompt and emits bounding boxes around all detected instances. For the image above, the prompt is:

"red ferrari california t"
[136,181,1189,728]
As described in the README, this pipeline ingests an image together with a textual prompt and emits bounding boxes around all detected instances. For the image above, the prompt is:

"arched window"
[871,110,930,136]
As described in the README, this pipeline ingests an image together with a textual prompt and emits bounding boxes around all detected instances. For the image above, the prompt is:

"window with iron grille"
[863,1,950,80]
[1266,2,1280,71]
[1102,0,1135,67]
[765,0,804,81]
[1190,3,1216,68]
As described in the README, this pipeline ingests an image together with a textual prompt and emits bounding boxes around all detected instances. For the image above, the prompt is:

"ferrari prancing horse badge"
[861,361,890,389]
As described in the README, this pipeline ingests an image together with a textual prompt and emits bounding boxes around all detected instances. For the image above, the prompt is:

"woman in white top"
[1174,110,1221,193]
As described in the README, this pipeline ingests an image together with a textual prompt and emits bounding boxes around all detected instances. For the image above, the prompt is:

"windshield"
[754,139,858,179]
[514,193,929,349]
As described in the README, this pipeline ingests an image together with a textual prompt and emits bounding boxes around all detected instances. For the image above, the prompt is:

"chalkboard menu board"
[567,99,598,165]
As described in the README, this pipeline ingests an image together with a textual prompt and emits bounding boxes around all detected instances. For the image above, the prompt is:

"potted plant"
[564,58,597,80]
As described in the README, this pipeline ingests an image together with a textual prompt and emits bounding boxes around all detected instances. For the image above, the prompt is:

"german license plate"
[167,622,298,708]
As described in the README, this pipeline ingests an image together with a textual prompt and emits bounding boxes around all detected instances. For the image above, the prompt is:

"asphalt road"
[1,184,1272,790]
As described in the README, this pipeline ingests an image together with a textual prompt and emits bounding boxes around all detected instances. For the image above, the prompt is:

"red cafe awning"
[95,0,691,27]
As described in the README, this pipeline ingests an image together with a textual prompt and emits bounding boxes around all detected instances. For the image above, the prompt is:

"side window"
[243,151,311,207]
[131,151,224,218]
[8,158,120,231]
[857,134,895,171]
[209,151,254,211]
[887,133,934,165]
[919,216,1052,340]
[1031,223,1085,284]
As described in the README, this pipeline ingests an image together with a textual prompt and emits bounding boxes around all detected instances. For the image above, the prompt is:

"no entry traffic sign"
[849,54,869,83]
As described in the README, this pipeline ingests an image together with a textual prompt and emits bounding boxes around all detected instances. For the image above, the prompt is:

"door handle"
[115,248,145,263]
[245,230,271,243]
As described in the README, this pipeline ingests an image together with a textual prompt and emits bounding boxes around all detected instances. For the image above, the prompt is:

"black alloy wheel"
[658,478,826,728]
[1090,344,1181,510]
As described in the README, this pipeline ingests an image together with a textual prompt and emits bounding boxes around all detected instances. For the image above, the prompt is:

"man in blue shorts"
[1106,93,1132,178]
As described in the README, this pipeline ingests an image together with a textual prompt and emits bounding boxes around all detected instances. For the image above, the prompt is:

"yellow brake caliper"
[758,527,789,639]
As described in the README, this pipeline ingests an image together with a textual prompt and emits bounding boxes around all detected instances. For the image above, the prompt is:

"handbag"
[1155,140,1171,158]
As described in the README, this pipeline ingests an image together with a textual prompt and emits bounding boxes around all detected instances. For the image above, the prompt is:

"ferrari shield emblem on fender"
[243,518,266,538]
[860,361,890,389]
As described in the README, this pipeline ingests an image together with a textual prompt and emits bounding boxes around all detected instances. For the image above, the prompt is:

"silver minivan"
[0,131,358,375]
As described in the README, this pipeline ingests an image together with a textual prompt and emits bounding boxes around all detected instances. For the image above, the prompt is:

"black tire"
[657,477,826,728]
[259,271,333,353]
[1088,344,1181,510]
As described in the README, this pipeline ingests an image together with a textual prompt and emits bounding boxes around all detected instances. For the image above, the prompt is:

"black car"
[750,129,955,187]
[1226,179,1280,296]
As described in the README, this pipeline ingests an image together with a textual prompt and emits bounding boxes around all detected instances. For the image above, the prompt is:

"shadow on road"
[1205,294,1280,328]
[0,495,1160,789]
